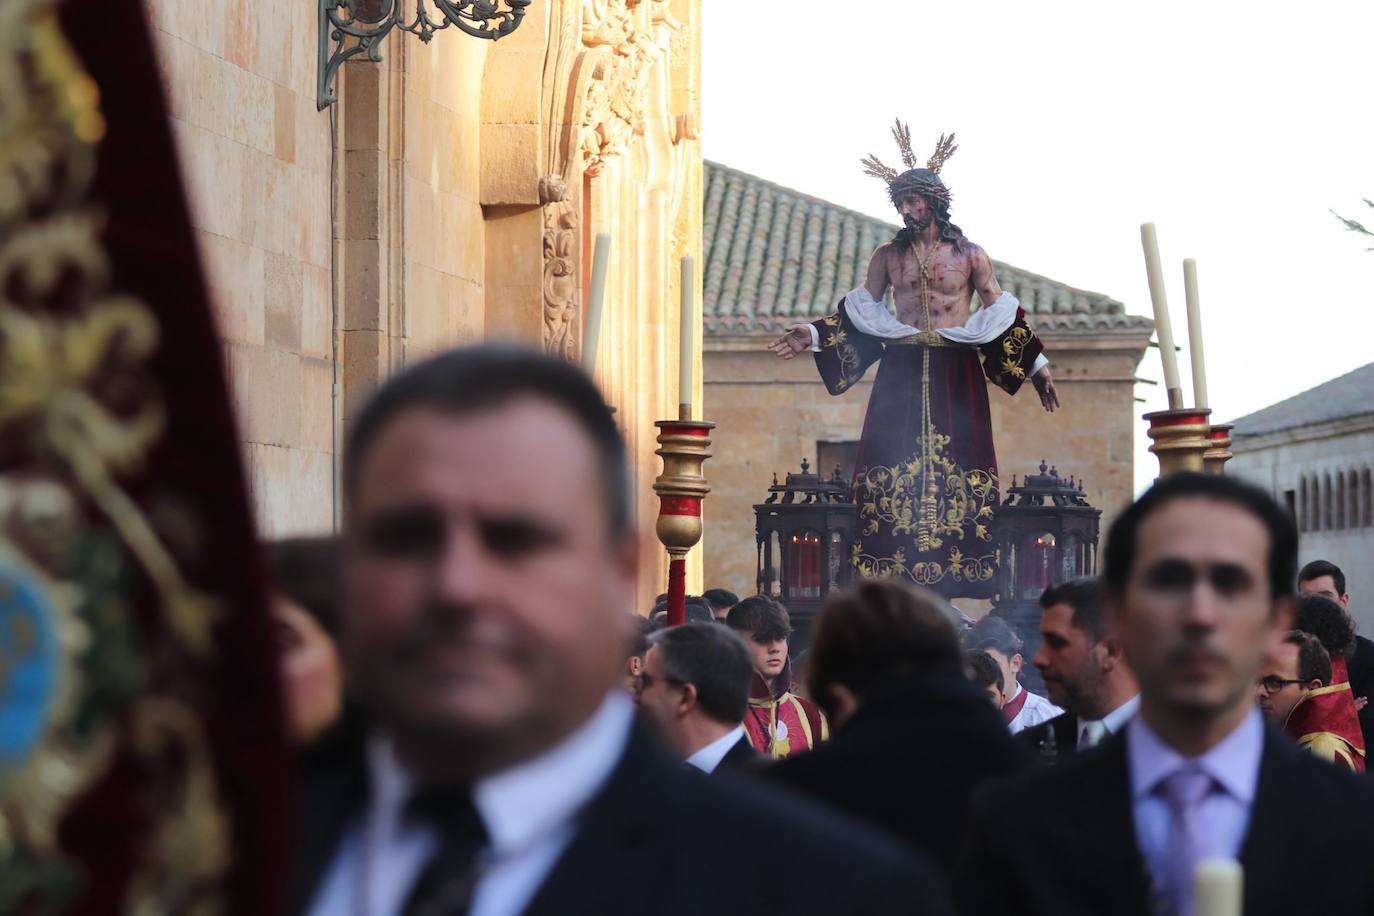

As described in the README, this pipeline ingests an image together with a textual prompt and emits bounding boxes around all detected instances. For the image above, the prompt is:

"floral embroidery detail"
[850,439,998,587]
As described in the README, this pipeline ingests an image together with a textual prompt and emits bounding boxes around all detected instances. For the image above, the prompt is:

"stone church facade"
[143,0,702,609]
[1228,362,1374,635]
[701,162,1154,599]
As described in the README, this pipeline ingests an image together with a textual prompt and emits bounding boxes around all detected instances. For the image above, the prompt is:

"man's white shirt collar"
[1078,694,1141,745]
[685,725,746,774]
[471,691,633,854]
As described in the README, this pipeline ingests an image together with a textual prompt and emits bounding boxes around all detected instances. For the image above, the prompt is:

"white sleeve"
[790,323,821,352]
[1031,353,1049,375]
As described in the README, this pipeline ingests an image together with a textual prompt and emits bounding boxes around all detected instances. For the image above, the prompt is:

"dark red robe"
[809,299,1044,598]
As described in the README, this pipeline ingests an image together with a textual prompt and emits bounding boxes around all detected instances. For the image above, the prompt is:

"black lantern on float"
[754,460,858,651]
[990,462,1102,693]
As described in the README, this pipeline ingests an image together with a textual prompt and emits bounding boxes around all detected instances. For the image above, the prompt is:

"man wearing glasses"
[1258,630,1365,771]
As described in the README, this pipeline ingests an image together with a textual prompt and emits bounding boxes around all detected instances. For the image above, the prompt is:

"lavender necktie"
[1154,766,1215,916]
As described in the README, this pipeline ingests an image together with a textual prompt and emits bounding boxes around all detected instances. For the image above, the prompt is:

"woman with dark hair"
[266,536,345,746]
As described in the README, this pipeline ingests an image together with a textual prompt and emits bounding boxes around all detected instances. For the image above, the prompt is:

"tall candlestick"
[582,233,611,374]
[1140,223,1184,409]
[679,256,695,420]
[1183,258,1208,410]
[1194,859,1242,916]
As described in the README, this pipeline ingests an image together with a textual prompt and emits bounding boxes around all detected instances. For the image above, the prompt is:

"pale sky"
[701,0,1374,495]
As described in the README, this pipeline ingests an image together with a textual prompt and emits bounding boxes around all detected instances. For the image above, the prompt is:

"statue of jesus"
[769,123,1058,598]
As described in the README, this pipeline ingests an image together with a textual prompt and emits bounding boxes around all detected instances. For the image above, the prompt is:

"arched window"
[1337,472,1347,529]
[1323,472,1333,531]
[1349,470,1360,531]
[1357,469,1368,527]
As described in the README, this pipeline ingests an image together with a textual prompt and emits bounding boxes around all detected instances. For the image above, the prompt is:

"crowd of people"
[272,343,1374,916]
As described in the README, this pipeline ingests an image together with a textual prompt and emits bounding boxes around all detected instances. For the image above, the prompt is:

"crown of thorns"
[861,121,958,207]
[861,120,958,181]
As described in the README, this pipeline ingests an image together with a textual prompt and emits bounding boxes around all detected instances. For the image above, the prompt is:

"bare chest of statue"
[888,243,973,330]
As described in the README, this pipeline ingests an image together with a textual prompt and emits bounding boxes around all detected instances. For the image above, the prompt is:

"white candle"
[1194,858,1242,916]
[1183,258,1208,410]
[679,256,695,420]
[582,233,611,374]
[1140,223,1184,409]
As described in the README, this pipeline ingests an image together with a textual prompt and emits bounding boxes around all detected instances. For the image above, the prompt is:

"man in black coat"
[1019,577,1139,761]
[290,346,953,916]
[957,473,1374,916]
[766,579,1034,871]
[635,622,759,774]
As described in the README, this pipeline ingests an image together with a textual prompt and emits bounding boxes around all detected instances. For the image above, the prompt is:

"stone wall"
[146,0,335,536]
[703,331,1149,600]
[145,0,704,612]
[1230,420,1374,635]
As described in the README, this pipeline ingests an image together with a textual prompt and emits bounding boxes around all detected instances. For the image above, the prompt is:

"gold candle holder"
[1143,407,1213,479]
[1203,422,1234,476]
[652,417,715,625]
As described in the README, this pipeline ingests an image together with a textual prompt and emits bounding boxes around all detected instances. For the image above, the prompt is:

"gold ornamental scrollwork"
[0,1,228,911]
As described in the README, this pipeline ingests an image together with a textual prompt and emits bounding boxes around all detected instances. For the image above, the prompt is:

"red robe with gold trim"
[742,659,828,760]
[1284,672,1366,773]
[809,295,1044,598]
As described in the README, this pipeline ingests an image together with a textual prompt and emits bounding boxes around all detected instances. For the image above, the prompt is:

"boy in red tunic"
[727,597,828,758]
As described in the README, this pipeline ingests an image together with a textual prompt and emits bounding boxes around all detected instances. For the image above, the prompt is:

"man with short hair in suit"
[636,622,758,774]
[767,580,1032,871]
[291,344,953,916]
[1021,577,1139,760]
[957,472,1374,916]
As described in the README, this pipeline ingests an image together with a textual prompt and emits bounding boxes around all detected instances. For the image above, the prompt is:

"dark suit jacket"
[1347,635,1374,755]
[1017,710,1080,761]
[713,732,759,772]
[764,672,1035,871]
[956,723,1374,916]
[289,715,954,916]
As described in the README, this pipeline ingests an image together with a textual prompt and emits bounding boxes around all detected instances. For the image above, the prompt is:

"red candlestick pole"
[666,556,688,626]
[652,418,714,626]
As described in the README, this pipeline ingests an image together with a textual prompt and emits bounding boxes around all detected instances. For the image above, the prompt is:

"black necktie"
[400,786,489,916]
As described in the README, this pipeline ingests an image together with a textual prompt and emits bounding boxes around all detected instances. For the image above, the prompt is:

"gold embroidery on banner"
[0,2,228,910]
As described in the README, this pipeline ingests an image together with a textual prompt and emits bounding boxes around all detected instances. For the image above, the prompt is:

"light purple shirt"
[1127,707,1264,888]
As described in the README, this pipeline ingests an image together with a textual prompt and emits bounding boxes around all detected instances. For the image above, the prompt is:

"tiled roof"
[703,160,1153,337]
[1231,361,1374,440]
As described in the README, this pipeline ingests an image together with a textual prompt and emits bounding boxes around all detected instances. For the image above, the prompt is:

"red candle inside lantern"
[787,530,822,599]
[1021,532,1057,598]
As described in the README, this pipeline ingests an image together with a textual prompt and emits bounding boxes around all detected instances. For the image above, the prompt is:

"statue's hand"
[1033,367,1060,412]
[769,327,811,360]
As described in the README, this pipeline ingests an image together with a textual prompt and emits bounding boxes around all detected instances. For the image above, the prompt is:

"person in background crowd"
[726,596,828,758]
[957,472,1374,916]
[290,345,953,916]
[1257,630,1363,770]
[967,614,1062,732]
[651,597,716,626]
[1298,560,1374,750]
[703,588,740,622]
[624,614,657,695]
[1257,630,1330,724]
[267,536,346,747]
[1022,578,1139,760]
[966,650,1005,709]
[767,581,1032,871]
[636,623,757,773]
[1290,595,1367,770]
[1298,560,1374,701]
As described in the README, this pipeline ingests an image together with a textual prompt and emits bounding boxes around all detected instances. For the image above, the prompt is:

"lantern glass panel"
[1020,531,1057,599]
[786,529,823,599]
